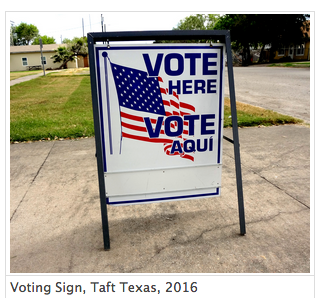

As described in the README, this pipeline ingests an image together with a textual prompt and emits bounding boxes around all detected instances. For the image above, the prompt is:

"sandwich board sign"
[88,31,245,249]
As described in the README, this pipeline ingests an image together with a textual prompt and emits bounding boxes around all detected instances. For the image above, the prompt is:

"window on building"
[41,56,47,65]
[22,57,28,66]
[296,44,305,56]
[278,48,285,56]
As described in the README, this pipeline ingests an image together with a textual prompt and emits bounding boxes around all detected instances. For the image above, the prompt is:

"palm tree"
[51,46,75,69]
[51,37,88,69]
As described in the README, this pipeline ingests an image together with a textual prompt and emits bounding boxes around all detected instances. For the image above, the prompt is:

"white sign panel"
[94,44,225,205]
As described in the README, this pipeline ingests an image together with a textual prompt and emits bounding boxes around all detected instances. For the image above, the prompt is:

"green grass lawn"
[269,61,310,68]
[223,98,302,127]
[10,76,94,142]
[10,75,303,143]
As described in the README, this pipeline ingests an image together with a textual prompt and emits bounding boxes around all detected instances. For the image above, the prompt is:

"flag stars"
[111,63,165,116]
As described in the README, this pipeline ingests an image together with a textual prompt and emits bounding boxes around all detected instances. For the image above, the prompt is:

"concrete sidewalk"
[10,70,62,86]
[10,124,310,273]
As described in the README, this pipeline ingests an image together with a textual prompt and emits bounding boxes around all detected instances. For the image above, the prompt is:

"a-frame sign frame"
[87,30,246,250]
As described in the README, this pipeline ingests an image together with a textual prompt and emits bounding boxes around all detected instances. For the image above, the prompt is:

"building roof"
[10,44,66,54]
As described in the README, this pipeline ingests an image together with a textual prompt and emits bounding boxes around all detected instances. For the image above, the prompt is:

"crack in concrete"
[126,208,308,273]
[10,142,56,222]
[127,222,239,273]
[223,151,310,209]
[246,208,308,226]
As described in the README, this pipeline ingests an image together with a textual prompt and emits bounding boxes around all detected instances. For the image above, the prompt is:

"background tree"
[50,46,74,69]
[14,22,39,45]
[156,14,220,43]
[51,37,88,69]
[62,38,72,44]
[174,14,219,30]
[214,14,309,65]
[32,35,56,45]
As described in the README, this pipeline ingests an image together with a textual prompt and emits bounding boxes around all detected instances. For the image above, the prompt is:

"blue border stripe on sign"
[107,188,220,205]
[218,46,224,164]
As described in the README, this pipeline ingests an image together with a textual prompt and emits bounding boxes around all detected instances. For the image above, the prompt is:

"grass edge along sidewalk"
[10,75,303,143]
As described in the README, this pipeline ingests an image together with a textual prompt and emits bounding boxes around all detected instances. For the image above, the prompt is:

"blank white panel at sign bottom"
[105,165,221,205]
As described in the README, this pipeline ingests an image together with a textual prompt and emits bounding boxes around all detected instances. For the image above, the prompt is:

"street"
[224,66,310,123]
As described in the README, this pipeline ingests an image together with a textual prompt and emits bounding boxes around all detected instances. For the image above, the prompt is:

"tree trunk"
[269,43,277,63]
[258,44,266,63]
[59,55,75,69]
[246,46,251,65]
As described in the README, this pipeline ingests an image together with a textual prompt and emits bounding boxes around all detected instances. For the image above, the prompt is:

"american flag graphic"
[109,60,196,161]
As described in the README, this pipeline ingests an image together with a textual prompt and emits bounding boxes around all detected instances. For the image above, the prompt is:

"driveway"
[224,66,310,123]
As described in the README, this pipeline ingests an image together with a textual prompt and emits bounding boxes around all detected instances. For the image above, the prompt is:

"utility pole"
[101,14,105,44]
[10,21,15,46]
[39,38,45,76]
[82,18,85,38]
[60,35,62,44]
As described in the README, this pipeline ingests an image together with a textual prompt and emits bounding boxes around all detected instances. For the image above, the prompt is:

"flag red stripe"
[181,154,195,161]
[180,102,195,112]
[160,88,167,94]
[121,121,147,132]
[120,111,143,122]
[173,91,179,99]
[163,100,170,106]
[121,111,157,124]
[121,121,164,135]
[170,100,179,109]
